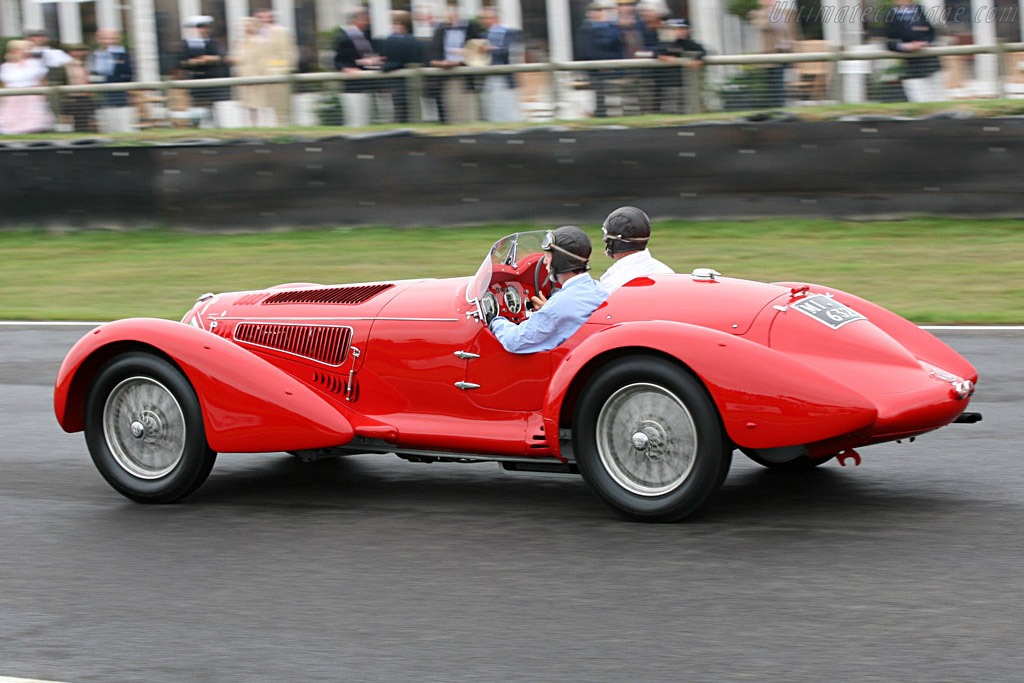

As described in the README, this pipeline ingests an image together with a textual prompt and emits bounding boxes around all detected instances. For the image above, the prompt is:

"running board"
[501,461,579,475]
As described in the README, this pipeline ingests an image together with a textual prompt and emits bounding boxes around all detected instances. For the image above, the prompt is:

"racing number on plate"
[790,294,866,329]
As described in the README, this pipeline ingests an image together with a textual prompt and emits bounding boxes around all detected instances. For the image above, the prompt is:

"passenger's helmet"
[602,206,652,256]
[542,225,592,279]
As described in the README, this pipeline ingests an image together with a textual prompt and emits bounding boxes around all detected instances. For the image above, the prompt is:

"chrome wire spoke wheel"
[595,382,698,497]
[103,376,186,480]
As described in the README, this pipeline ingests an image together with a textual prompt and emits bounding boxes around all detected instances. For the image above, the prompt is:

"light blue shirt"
[489,274,607,354]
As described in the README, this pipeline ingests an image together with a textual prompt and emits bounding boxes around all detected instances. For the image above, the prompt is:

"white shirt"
[599,249,674,291]
[38,46,72,69]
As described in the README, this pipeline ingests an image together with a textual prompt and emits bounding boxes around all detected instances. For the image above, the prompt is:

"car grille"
[234,323,353,366]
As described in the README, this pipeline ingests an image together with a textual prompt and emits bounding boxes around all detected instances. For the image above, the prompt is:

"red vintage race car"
[54,231,980,521]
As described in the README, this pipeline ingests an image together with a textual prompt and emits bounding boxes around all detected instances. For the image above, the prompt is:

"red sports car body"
[54,231,980,521]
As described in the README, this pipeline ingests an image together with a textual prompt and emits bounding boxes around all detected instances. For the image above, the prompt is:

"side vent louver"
[262,283,394,305]
[312,371,347,395]
[234,323,353,366]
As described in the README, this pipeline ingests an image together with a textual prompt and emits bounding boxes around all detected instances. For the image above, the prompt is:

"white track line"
[0,321,105,327]
[920,326,1024,331]
[0,677,71,683]
[6,322,1024,330]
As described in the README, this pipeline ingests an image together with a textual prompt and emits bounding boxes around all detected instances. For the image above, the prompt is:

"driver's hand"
[530,292,548,311]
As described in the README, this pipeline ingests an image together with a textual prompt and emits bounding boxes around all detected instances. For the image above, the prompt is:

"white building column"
[545,0,572,62]
[820,0,841,45]
[21,0,42,30]
[273,0,295,34]
[919,0,943,23]
[691,0,725,57]
[970,0,998,94]
[96,0,122,31]
[497,0,522,30]
[2,0,22,37]
[130,0,161,82]
[225,0,249,51]
[368,0,390,40]
[178,0,201,37]
[317,0,340,34]
[833,0,868,103]
[461,0,481,20]
[57,2,83,43]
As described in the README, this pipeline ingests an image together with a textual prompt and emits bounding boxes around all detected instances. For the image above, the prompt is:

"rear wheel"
[85,352,216,503]
[573,357,729,522]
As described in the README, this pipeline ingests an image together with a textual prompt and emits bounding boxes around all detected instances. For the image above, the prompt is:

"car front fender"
[543,321,878,454]
[54,318,354,453]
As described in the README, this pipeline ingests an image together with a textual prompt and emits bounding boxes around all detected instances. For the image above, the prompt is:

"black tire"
[573,357,730,522]
[84,352,217,503]
[742,448,834,471]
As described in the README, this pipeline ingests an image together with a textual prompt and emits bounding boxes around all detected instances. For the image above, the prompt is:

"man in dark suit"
[178,16,231,109]
[656,18,707,113]
[89,28,134,132]
[575,2,623,117]
[429,0,482,123]
[382,10,423,122]
[886,0,943,101]
[334,8,384,94]
[90,28,133,106]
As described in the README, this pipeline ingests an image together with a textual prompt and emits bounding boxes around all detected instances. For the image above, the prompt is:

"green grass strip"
[1,218,1021,323]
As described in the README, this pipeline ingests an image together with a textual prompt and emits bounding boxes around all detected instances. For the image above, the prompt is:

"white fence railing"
[2,42,1022,132]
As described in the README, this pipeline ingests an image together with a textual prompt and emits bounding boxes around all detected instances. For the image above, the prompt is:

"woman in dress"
[0,39,55,134]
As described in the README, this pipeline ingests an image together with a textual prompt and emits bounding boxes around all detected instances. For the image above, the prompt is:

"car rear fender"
[774,282,978,383]
[54,318,354,453]
[543,321,877,455]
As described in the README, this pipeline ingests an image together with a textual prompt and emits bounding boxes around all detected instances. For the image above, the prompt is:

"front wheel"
[573,357,730,522]
[84,352,217,503]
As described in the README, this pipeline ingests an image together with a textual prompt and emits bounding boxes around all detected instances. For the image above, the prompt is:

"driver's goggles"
[541,230,555,250]
[542,230,588,263]
[601,226,650,243]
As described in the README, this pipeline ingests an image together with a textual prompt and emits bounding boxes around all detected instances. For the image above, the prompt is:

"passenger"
[598,206,674,291]
[489,226,607,354]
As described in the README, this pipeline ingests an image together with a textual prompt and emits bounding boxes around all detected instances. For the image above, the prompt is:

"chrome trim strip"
[214,316,461,323]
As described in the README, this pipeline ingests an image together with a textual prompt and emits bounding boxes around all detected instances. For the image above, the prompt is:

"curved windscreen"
[466,231,547,309]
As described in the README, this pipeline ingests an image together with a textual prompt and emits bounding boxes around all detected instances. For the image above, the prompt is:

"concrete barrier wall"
[2,116,1023,228]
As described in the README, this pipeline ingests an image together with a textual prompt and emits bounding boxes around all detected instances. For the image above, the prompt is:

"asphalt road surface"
[1,325,1021,683]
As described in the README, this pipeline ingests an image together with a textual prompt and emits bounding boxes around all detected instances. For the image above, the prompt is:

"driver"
[489,225,607,354]
[599,206,674,291]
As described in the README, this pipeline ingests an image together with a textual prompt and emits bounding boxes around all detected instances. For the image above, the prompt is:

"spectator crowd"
[0,0,952,134]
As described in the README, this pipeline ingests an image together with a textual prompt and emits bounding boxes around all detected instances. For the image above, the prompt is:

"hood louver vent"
[262,283,394,305]
[234,293,268,306]
[234,323,353,366]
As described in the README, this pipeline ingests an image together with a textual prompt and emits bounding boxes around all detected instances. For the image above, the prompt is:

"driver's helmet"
[542,225,592,278]
[602,206,651,256]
